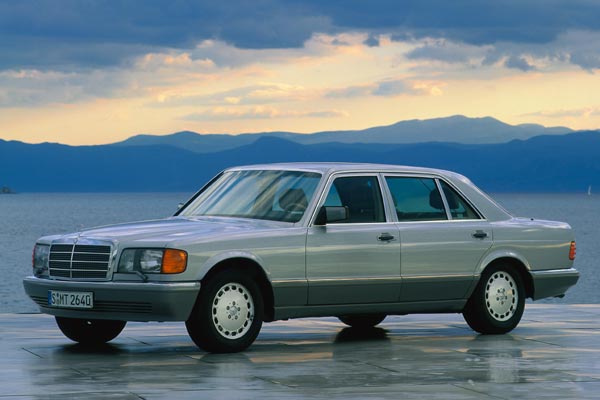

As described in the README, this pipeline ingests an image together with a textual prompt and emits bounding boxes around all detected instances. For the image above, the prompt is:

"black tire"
[338,314,386,329]
[186,269,264,353]
[463,264,525,334]
[55,317,126,345]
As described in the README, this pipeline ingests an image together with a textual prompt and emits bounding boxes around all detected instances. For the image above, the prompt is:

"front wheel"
[338,314,386,329]
[186,270,264,353]
[55,317,126,345]
[463,264,525,334]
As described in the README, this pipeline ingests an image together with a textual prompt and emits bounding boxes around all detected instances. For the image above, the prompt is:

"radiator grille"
[49,244,112,280]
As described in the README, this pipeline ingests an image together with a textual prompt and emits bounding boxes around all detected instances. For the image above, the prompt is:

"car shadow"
[59,342,126,355]
[334,326,390,343]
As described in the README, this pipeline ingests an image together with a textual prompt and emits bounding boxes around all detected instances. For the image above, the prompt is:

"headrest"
[429,187,459,210]
[429,188,444,210]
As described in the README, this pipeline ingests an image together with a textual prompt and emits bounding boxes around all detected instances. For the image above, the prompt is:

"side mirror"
[177,202,184,210]
[314,206,349,225]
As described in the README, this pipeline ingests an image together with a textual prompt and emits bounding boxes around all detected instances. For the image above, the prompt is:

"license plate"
[48,291,94,309]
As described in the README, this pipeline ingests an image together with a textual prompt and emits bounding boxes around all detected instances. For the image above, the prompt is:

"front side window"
[323,176,385,223]
[180,170,321,222]
[385,177,447,222]
[439,181,481,220]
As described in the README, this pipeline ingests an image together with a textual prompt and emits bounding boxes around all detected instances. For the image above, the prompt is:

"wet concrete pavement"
[2,304,600,399]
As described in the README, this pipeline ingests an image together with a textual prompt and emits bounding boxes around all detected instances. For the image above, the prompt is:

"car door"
[383,175,493,302]
[306,174,401,305]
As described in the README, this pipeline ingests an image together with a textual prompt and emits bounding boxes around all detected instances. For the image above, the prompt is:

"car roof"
[226,162,454,177]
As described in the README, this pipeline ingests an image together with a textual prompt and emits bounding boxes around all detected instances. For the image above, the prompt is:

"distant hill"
[112,115,573,153]
[115,131,259,154]
[1,129,599,193]
[291,115,572,145]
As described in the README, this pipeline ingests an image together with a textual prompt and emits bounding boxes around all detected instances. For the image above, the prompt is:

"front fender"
[195,250,270,282]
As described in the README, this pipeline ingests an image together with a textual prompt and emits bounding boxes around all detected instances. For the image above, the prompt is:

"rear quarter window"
[439,180,481,220]
[385,177,447,222]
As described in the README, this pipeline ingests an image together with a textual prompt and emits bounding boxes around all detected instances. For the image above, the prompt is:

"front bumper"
[23,276,201,322]
[530,268,579,300]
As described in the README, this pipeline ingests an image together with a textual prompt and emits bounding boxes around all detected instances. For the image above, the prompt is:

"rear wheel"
[338,314,386,329]
[463,264,525,334]
[186,270,264,353]
[55,317,126,345]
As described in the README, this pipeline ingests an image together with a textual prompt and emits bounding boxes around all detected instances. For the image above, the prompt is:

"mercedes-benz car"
[24,163,579,353]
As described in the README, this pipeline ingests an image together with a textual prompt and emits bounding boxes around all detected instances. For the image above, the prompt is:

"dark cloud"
[301,0,600,45]
[0,0,329,70]
[504,55,536,71]
[326,79,424,98]
[326,85,373,98]
[569,52,600,70]
[1,0,600,71]
[363,34,380,47]
[372,80,410,96]
[482,52,503,66]
[405,41,483,63]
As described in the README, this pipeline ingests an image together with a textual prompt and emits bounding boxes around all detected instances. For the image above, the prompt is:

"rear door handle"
[472,230,488,239]
[378,233,395,242]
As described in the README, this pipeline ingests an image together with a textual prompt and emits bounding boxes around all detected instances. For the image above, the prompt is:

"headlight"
[32,244,50,277]
[118,249,187,274]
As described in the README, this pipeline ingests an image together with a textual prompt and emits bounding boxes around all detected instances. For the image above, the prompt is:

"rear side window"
[324,176,385,223]
[384,177,447,222]
[439,181,481,220]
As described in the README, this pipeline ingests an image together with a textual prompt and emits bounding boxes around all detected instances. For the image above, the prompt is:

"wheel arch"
[476,255,534,299]
[200,256,275,322]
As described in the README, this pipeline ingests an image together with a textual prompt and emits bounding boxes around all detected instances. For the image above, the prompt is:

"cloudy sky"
[1,0,600,145]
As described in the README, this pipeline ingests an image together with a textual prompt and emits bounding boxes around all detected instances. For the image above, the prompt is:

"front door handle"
[472,230,488,239]
[378,233,395,242]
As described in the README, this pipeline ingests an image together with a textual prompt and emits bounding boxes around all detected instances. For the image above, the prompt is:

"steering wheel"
[283,203,306,213]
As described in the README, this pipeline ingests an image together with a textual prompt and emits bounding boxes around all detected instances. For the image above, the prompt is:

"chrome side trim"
[530,268,579,277]
[305,276,402,283]
[274,299,467,320]
[402,274,473,281]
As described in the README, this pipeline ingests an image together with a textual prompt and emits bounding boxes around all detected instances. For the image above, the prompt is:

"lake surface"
[1,192,597,313]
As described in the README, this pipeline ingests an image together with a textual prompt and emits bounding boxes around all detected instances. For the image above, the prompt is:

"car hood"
[43,216,291,246]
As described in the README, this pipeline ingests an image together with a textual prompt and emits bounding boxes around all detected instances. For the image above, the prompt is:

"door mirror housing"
[314,206,349,225]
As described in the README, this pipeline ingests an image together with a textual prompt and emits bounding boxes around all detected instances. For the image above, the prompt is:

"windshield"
[180,170,322,223]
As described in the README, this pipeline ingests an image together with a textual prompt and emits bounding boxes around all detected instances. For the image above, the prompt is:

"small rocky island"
[1,186,15,194]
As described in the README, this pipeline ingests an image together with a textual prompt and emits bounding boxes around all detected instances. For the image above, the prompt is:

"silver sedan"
[24,163,579,352]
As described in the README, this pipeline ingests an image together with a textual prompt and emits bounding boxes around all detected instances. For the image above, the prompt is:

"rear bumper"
[23,276,200,322]
[530,268,579,300]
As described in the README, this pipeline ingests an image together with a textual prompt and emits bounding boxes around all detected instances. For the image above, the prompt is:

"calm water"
[1,192,597,313]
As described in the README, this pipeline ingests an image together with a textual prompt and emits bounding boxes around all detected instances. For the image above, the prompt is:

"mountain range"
[114,115,572,153]
[1,115,597,193]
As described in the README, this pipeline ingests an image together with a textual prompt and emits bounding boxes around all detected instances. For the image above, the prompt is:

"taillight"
[569,241,576,261]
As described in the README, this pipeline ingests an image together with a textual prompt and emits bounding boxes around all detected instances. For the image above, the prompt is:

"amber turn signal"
[162,249,188,274]
[569,241,576,261]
